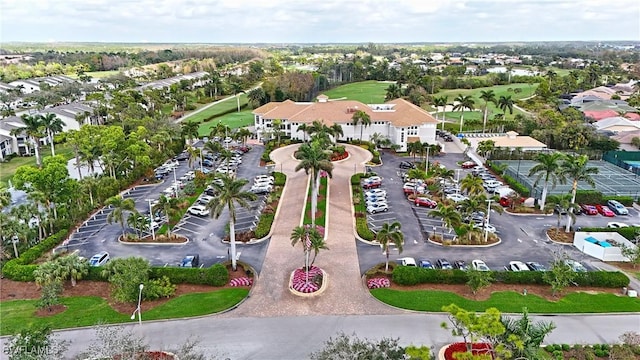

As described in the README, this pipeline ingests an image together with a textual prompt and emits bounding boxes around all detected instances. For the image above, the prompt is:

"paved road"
[23,313,640,360]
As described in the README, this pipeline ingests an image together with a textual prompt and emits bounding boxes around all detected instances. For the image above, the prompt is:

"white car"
[365,176,382,183]
[163,159,179,169]
[472,222,497,233]
[507,261,530,272]
[255,175,274,183]
[198,194,214,205]
[399,257,417,266]
[254,179,274,187]
[471,259,490,271]
[365,189,387,198]
[250,184,273,194]
[89,251,110,267]
[216,168,235,175]
[606,222,629,229]
[367,203,389,214]
[483,180,503,190]
[366,198,388,206]
[446,193,469,202]
[183,171,195,180]
[188,204,210,216]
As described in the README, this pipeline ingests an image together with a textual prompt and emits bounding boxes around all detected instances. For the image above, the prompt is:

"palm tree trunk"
[385,249,389,272]
[539,182,549,210]
[311,174,318,227]
[236,95,240,112]
[459,114,464,133]
[360,125,364,142]
[230,218,237,271]
[565,214,572,232]
[482,107,488,134]
[49,130,56,156]
[33,137,41,167]
[571,180,578,204]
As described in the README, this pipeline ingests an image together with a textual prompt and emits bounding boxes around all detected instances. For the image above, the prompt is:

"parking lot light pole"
[484,198,493,243]
[199,149,204,173]
[172,168,179,198]
[130,283,144,326]
[455,169,462,194]
[146,199,155,241]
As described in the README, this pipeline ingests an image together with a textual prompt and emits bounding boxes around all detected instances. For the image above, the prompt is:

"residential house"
[8,75,76,94]
[135,71,210,91]
[253,95,439,152]
[41,102,95,130]
[592,117,640,133]
[467,131,547,152]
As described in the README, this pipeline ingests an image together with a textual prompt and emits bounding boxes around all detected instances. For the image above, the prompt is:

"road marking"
[517,238,522,243]
[533,239,538,243]
[520,228,529,235]
[535,217,545,220]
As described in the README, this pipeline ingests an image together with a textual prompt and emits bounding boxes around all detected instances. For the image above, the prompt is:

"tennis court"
[494,160,640,199]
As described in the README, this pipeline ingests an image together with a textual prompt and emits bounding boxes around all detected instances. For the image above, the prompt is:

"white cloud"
[1,0,638,42]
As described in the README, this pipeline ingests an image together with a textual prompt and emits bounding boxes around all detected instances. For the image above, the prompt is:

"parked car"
[188,204,210,216]
[553,204,567,215]
[363,180,382,189]
[436,258,453,269]
[471,166,487,175]
[254,179,274,187]
[399,257,417,266]
[197,194,214,205]
[471,259,491,271]
[414,197,437,208]
[399,161,416,169]
[607,200,629,215]
[472,222,496,233]
[180,254,200,268]
[89,251,110,267]
[365,189,387,198]
[565,259,587,272]
[251,184,273,194]
[580,204,598,215]
[403,182,426,194]
[507,261,530,272]
[255,175,275,184]
[607,222,629,228]
[483,180,503,189]
[202,159,215,167]
[367,203,389,214]
[418,259,434,269]
[526,262,547,271]
[365,198,388,207]
[163,159,179,169]
[595,204,615,217]
[461,161,477,169]
[453,260,469,271]
[175,152,189,161]
[446,193,469,202]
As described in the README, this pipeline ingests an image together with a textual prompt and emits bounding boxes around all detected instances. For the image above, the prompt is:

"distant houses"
[8,75,76,94]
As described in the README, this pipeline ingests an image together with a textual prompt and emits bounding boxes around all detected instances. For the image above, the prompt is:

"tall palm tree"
[55,254,89,287]
[154,195,180,237]
[429,204,462,236]
[452,94,475,133]
[127,211,144,239]
[297,123,309,142]
[497,95,515,116]
[476,140,495,158]
[207,174,257,271]
[460,174,485,197]
[376,221,404,272]
[181,120,199,145]
[105,195,135,239]
[272,119,283,146]
[236,128,252,146]
[433,96,448,131]
[290,225,324,282]
[529,152,565,210]
[385,83,402,101]
[39,113,64,156]
[479,90,496,133]
[230,82,244,112]
[560,154,599,204]
[351,110,371,142]
[407,141,422,160]
[11,114,44,167]
[0,182,11,211]
[329,123,343,143]
[294,142,334,227]
[79,175,99,207]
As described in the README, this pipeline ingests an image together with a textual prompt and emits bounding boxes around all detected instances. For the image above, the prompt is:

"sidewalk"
[226,144,400,317]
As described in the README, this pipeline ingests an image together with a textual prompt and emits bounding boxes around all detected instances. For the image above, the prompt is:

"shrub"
[273,172,286,186]
[254,213,275,238]
[562,344,571,351]
[1,231,67,281]
[579,226,639,240]
[144,276,177,300]
[367,277,390,289]
[502,174,530,197]
[573,271,629,287]
[392,266,467,286]
[493,270,545,285]
[575,190,603,205]
[149,264,228,286]
[206,264,229,286]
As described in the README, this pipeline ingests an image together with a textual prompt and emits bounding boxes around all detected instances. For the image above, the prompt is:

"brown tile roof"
[255,98,437,127]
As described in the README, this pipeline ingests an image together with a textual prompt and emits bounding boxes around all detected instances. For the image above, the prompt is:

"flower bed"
[331,151,349,161]
[291,266,323,293]
[367,277,390,289]
[443,342,493,360]
[229,277,253,287]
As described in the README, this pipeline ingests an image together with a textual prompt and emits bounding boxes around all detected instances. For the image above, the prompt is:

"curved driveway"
[229,143,399,317]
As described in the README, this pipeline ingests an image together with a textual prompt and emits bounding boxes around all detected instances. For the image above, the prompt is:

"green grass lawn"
[0,143,74,183]
[0,288,248,335]
[370,289,640,313]
[303,176,328,228]
[67,70,122,79]
[185,94,249,124]
[197,110,254,137]
[322,80,390,104]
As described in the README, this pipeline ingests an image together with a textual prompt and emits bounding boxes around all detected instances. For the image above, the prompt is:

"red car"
[415,197,437,208]
[499,196,524,207]
[363,180,382,189]
[580,204,598,215]
[595,204,615,217]
[461,161,477,169]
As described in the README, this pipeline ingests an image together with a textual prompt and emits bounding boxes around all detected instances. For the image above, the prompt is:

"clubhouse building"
[252,95,439,152]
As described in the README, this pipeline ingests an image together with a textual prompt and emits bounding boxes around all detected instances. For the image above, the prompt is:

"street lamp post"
[425,146,430,172]
[484,198,494,243]
[131,283,144,326]
[172,168,178,198]
[455,169,462,194]
[199,149,204,173]
[146,199,155,241]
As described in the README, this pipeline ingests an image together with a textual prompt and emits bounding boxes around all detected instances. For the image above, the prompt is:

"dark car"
[436,258,453,269]
[418,259,434,269]
[399,161,416,169]
[444,135,454,142]
[415,197,437,208]
[526,262,547,271]
[180,254,200,268]
[202,159,215,167]
[453,260,468,271]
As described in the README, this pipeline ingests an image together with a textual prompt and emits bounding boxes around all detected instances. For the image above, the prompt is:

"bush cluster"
[273,171,286,186]
[1,231,67,281]
[575,190,634,206]
[502,174,530,197]
[391,267,629,287]
[254,213,275,239]
[150,264,229,286]
[579,226,639,240]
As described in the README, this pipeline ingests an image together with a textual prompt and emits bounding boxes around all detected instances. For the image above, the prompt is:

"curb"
[117,234,190,246]
[288,269,328,298]
[426,237,502,248]
[504,209,553,217]
[545,231,574,246]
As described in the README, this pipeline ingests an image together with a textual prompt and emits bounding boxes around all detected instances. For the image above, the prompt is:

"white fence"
[573,231,636,262]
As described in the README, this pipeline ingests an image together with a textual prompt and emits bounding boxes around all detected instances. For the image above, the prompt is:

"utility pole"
[484,198,494,243]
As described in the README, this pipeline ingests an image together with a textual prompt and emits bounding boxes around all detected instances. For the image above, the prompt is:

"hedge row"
[254,213,274,239]
[575,190,634,206]
[351,174,375,241]
[150,264,228,286]
[579,227,640,240]
[502,174,530,197]
[392,266,629,287]
[1,231,67,281]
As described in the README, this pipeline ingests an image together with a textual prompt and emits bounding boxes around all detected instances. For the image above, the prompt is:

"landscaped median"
[366,265,640,313]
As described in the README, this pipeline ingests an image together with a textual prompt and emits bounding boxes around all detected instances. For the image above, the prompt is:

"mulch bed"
[1,264,251,317]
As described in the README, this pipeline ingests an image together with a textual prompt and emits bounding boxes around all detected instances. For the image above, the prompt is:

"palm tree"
[230,82,244,112]
[290,225,323,282]
[207,174,257,271]
[127,211,144,239]
[452,94,475,133]
[479,90,496,133]
[560,154,599,204]
[407,141,422,160]
[460,175,485,196]
[351,110,371,142]
[181,120,199,145]
[385,83,402,101]
[154,195,180,237]
[294,142,334,227]
[272,119,283,146]
[529,152,565,210]
[297,123,309,142]
[55,254,89,287]
[236,128,252,146]
[429,204,462,234]
[376,221,404,272]
[105,195,135,239]
[11,114,44,167]
[39,113,64,156]
[329,123,343,143]
[0,182,11,211]
[79,175,99,207]
[497,95,515,116]
[433,96,448,131]
[476,140,495,158]
[499,308,556,359]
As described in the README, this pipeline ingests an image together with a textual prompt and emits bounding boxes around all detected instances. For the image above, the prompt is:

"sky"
[1,0,639,43]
